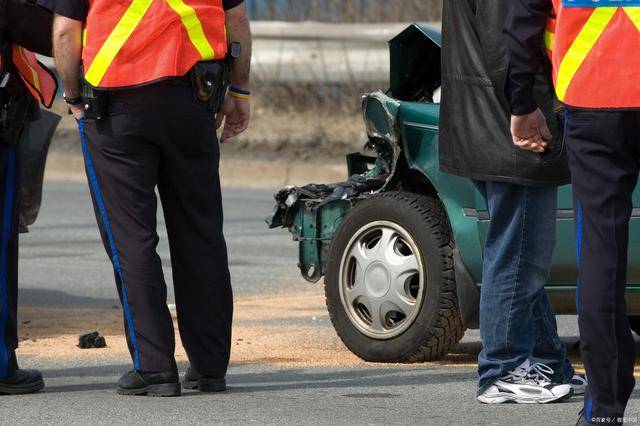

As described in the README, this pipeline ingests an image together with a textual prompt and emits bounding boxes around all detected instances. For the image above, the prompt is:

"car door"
[475,184,617,287]
[473,184,576,287]
[548,183,640,288]
[546,184,577,286]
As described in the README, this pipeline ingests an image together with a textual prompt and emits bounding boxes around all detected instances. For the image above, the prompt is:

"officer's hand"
[216,95,250,143]
[69,104,85,121]
[510,108,552,153]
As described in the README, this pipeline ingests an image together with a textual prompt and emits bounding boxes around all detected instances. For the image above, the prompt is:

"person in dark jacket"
[439,0,584,403]
[0,0,57,394]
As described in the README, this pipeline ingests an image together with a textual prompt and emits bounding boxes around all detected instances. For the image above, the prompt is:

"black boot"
[0,369,44,395]
[117,370,181,397]
[182,366,226,393]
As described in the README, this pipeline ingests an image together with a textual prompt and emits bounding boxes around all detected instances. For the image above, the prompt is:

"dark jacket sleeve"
[36,0,89,21]
[4,0,54,56]
[223,0,243,10]
[503,0,553,115]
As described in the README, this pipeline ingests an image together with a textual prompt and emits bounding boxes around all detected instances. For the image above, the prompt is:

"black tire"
[325,191,465,362]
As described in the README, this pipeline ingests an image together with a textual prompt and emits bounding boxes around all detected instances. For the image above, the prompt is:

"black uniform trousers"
[79,81,233,377]
[565,110,638,424]
[0,142,20,380]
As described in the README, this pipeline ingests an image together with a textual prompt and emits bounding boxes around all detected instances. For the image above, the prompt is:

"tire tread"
[325,191,465,363]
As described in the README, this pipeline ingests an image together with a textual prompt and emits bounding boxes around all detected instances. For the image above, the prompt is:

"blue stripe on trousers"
[568,109,584,312]
[0,147,15,379]
[78,118,141,370]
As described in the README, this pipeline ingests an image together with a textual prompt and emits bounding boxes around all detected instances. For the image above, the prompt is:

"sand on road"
[16,290,488,371]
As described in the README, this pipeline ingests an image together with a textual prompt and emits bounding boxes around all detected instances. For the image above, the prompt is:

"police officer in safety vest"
[505,0,640,423]
[0,0,57,394]
[41,0,251,396]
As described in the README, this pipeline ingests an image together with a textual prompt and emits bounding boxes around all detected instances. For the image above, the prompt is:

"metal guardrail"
[252,21,413,41]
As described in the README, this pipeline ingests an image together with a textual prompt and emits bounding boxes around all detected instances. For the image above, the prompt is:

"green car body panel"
[268,24,640,329]
[400,99,640,314]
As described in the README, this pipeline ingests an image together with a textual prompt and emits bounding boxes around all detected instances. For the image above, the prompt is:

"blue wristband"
[229,86,251,96]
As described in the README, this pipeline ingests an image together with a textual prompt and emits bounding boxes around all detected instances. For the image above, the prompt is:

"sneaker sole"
[0,379,44,395]
[117,382,181,397]
[182,377,226,393]
[477,389,574,404]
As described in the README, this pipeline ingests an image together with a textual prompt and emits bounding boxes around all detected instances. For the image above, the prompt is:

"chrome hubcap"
[339,221,425,339]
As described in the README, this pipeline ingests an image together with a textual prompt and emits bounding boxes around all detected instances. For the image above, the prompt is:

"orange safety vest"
[548,0,640,109]
[83,0,228,89]
[544,18,556,60]
[3,46,57,108]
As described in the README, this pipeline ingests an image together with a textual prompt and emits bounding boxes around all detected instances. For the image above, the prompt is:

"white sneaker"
[477,360,573,404]
[568,373,587,395]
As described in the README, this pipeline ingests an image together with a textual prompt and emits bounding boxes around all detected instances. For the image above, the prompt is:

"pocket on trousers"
[540,133,566,164]
[540,113,567,165]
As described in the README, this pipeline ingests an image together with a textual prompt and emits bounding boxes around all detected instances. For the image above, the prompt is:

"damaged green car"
[267,24,640,363]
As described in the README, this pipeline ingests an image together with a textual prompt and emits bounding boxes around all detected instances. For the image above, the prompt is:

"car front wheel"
[324,191,465,362]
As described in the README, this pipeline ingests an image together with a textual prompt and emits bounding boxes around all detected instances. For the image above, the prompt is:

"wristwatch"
[63,92,83,106]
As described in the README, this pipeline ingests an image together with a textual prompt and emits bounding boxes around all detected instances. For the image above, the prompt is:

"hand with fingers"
[510,108,552,153]
[69,104,85,120]
[216,93,251,143]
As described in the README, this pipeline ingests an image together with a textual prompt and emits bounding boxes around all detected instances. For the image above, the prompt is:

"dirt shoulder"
[17,291,483,369]
[17,292,364,369]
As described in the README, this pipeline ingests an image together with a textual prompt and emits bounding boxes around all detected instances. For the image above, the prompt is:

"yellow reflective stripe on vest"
[165,0,216,60]
[18,48,41,91]
[544,31,555,51]
[623,7,640,32]
[555,7,616,101]
[84,0,153,86]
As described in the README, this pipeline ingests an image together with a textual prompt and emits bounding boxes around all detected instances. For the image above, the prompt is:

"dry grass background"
[241,1,443,160]
[51,90,373,162]
[248,0,442,114]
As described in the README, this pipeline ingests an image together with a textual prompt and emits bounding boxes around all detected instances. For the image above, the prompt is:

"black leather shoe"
[182,366,226,392]
[0,369,44,395]
[117,370,181,397]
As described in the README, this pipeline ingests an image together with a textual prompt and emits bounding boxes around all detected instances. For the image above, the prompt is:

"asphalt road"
[18,181,305,308]
[5,181,640,425]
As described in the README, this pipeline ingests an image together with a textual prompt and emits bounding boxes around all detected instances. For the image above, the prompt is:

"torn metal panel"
[265,90,405,283]
[267,172,387,231]
[294,199,350,282]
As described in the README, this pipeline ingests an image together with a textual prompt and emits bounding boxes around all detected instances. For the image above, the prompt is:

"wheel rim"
[339,220,426,340]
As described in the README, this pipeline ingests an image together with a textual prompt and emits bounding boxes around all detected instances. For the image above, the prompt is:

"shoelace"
[502,362,554,385]
[525,362,554,384]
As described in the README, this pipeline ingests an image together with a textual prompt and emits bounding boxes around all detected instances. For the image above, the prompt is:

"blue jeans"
[474,181,574,393]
